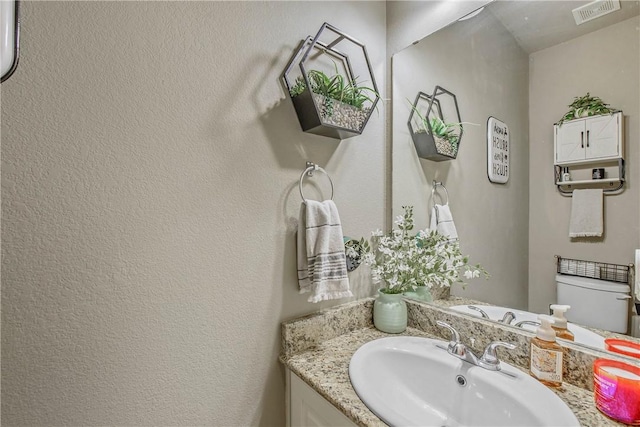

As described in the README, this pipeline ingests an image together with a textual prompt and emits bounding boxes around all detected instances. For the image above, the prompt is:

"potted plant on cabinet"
[557,93,618,125]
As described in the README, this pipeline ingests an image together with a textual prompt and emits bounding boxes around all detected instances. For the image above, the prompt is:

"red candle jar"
[593,359,640,425]
[605,338,640,359]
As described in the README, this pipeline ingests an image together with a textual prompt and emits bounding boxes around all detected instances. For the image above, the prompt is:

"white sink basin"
[349,336,580,427]
[450,305,605,350]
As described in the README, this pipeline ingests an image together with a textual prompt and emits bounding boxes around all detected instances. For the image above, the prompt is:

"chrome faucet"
[467,306,516,325]
[436,321,516,371]
[437,321,480,365]
[478,341,517,371]
[514,320,540,328]
[467,305,489,319]
[499,311,516,324]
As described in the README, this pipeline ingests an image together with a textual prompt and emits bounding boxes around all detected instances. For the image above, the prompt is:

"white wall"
[528,16,640,313]
[0,2,386,425]
[391,9,530,309]
[385,0,489,230]
[386,1,490,57]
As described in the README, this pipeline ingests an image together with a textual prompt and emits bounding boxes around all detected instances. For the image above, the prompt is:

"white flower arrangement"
[363,206,486,294]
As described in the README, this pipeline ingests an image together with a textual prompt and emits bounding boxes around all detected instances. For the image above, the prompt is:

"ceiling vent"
[572,0,621,25]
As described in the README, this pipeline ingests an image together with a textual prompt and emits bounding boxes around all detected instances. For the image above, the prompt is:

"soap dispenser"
[529,315,563,388]
[550,304,575,341]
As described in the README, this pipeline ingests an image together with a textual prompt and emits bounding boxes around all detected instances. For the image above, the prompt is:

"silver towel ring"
[432,181,449,206]
[299,162,334,202]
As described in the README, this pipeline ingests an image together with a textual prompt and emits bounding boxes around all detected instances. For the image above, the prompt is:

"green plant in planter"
[341,78,377,109]
[362,206,487,295]
[290,70,377,110]
[289,77,307,98]
[409,101,477,154]
[557,93,617,125]
[428,116,462,150]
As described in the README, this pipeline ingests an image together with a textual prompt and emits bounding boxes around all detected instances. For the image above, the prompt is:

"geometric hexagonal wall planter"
[407,86,463,161]
[282,22,379,140]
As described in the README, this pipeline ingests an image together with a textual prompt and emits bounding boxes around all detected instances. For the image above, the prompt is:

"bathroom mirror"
[391,0,640,356]
[1,0,20,83]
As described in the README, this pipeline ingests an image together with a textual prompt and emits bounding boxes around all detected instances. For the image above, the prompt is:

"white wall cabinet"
[554,112,623,165]
[553,112,625,193]
[286,369,357,427]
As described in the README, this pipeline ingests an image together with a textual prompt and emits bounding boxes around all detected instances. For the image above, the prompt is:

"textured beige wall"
[0,2,386,425]
[528,16,640,314]
[391,9,530,309]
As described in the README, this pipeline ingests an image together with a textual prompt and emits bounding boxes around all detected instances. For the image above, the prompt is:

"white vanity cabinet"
[554,112,623,164]
[286,369,357,427]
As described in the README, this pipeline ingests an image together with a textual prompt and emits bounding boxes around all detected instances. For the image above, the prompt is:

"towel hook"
[299,162,334,202]
[432,181,449,206]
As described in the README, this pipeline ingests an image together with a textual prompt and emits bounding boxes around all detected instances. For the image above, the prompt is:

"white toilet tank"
[556,274,630,333]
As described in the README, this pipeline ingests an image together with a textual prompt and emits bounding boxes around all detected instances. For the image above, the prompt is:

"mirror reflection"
[1,0,20,83]
[391,0,640,356]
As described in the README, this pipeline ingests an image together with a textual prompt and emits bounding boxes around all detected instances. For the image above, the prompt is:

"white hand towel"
[430,204,459,241]
[297,200,352,303]
[569,189,603,237]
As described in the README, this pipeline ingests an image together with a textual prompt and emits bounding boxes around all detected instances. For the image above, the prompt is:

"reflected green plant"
[557,93,617,125]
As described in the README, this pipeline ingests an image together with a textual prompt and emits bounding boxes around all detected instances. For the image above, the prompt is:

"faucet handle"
[479,341,516,371]
[468,305,489,319]
[499,311,516,324]
[436,321,460,342]
[514,320,540,329]
[436,321,461,350]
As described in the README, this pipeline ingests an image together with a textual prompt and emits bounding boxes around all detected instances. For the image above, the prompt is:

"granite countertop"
[281,301,627,427]
[431,296,640,344]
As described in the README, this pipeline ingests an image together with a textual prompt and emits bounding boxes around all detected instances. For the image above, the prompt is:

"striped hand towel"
[430,203,459,241]
[297,200,352,303]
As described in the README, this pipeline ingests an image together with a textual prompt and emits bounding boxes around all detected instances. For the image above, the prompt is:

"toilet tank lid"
[555,274,630,293]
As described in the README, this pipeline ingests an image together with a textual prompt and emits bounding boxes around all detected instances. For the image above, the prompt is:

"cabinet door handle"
[581,131,584,148]
[586,130,590,147]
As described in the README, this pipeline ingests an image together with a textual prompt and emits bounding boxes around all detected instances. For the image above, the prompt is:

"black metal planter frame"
[282,23,380,140]
[407,86,463,162]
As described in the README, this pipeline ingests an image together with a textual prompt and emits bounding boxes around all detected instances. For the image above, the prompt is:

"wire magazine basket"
[555,255,632,284]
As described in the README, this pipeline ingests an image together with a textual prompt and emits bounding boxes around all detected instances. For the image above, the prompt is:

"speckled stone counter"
[281,299,631,427]
[430,296,640,345]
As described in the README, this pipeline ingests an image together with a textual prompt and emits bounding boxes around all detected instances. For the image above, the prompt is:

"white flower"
[380,246,393,256]
[363,206,486,293]
[463,269,481,279]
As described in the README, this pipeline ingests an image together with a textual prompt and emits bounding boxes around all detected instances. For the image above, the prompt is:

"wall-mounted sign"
[487,116,509,184]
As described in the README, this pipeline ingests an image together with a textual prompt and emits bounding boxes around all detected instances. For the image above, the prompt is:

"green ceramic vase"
[373,290,407,333]
[404,286,433,302]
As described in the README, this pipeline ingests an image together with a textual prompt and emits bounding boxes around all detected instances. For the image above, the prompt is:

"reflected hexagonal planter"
[282,23,380,140]
[408,86,463,161]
